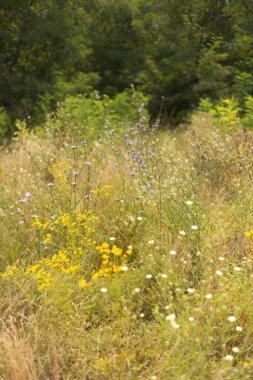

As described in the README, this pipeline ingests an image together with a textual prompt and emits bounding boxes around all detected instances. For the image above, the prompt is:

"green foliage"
[242,95,253,130]
[1,0,253,133]
[0,108,12,140]
[44,90,150,142]
[212,98,241,131]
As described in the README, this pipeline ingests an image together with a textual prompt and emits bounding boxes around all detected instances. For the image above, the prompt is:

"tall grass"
[0,109,253,379]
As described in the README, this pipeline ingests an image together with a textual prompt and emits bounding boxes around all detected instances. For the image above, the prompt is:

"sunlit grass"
[0,111,253,379]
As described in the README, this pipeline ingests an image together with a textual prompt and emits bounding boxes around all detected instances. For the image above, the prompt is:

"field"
[1,110,253,380]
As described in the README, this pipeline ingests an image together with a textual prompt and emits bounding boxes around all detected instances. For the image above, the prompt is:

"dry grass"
[0,113,253,379]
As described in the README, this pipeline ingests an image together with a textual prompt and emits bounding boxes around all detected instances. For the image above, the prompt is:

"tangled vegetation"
[0,98,253,379]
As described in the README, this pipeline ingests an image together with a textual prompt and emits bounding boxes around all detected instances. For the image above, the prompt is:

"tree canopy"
[1,0,253,132]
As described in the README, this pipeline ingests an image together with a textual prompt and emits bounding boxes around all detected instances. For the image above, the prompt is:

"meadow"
[0,100,253,380]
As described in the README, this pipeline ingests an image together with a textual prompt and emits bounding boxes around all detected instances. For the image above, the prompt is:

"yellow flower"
[111,245,122,256]
[79,279,88,287]
[245,229,253,238]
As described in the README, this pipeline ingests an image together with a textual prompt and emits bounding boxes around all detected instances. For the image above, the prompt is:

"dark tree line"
[1,0,253,133]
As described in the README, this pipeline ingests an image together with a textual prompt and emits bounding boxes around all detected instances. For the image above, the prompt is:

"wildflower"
[191,225,198,230]
[100,287,108,293]
[166,314,176,321]
[186,200,193,205]
[79,279,87,288]
[148,240,155,245]
[227,316,236,323]
[161,274,168,278]
[218,257,225,261]
[139,313,145,318]
[171,321,180,329]
[47,182,53,187]
[71,145,77,149]
[134,288,141,293]
[224,355,234,361]
[179,231,186,236]
[111,245,122,256]
[236,326,243,332]
[215,270,223,276]
[205,293,213,299]
[109,237,116,241]
[121,265,128,272]
[187,288,195,294]
[169,250,177,255]
[18,220,24,225]
[189,317,195,322]
[146,274,153,279]
[245,229,253,238]
[137,216,143,221]
[232,347,240,353]
[234,266,241,272]
[85,161,91,166]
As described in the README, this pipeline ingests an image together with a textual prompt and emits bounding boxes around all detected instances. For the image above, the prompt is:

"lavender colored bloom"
[47,182,53,187]
[138,103,145,113]
[19,198,28,203]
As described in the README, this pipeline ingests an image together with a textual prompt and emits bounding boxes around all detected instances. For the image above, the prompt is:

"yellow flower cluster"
[26,211,98,290]
[1,191,133,292]
[48,161,71,185]
[90,185,112,196]
[25,249,82,291]
[0,265,17,278]
[245,229,253,238]
[92,243,132,280]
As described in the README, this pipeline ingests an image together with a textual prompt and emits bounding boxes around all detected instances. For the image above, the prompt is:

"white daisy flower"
[227,316,236,323]
[224,355,233,361]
